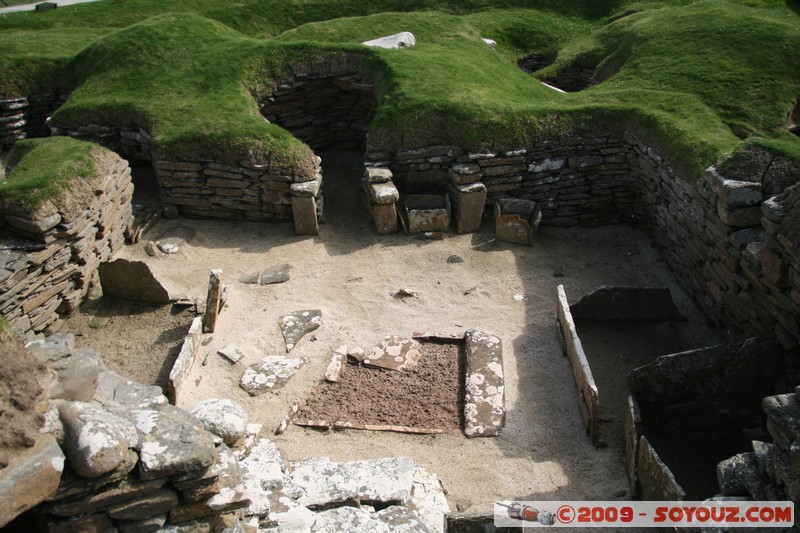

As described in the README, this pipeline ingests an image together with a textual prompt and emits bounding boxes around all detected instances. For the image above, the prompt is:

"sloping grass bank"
[0,0,797,183]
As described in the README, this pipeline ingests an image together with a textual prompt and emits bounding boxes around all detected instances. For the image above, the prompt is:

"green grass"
[0,0,798,189]
[0,136,95,214]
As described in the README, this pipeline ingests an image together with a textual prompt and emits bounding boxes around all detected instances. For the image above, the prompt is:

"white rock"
[362,31,416,49]
[190,398,248,446]
[481,37,497,49]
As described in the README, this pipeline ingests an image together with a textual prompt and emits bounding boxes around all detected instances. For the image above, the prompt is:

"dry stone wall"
[0,149,133,339]
[260,75,376,152]
[0,95,64,150]
[367,134,800,353]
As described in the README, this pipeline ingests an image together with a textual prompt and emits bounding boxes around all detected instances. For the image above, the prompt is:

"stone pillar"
[447,162,485,234]
[449,182,487,234]
[203,269,222,333]
[290,163,323,236]
[362,167,399,234]
[291,196,319,236]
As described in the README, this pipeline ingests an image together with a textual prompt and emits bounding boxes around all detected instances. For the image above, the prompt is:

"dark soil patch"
[0,329,47,469]
[296,341,464,432]
[63,298,196,392]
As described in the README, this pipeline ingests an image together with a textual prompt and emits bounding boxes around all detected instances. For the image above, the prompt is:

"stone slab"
[449,182,486,234]
[324,346,346,382]
[106,487,179,520]
[637,436,686,501]
[292,196,319,236]
[365,167,393,184]
[0,434,64,528]
[407,466,450,533]
[278,309,321,352]
[627,338,784,424]
[45,476,168,517]
[190,398,248,446]
[290,456,416,508]
[463,330,505,437]
[624,395,642,498]
[363,336,422,371]
[168,316,203,404]
[556,285,599,443]
[401,194,450,235]
[202,270,222,334]
[370,203,398,234]
[494,198,541,246]
[239,264,291,285]
[569,286,685,322]
[240,356,304,396]
[362,31,416,49]
[98,259,170,304]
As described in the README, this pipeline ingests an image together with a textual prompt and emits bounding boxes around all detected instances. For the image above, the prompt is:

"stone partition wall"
[0,149,133,339]
[48,122,324,227]
[0,95,65,150]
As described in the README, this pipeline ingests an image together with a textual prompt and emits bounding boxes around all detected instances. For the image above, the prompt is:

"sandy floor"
[65,151,728,513]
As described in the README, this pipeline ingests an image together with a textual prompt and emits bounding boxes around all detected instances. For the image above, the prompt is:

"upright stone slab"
[624,395,642,498]
[494,198,541,246]
[463,330,505,437]
[569,286,684,322]
[98,260,170,304]
[637,436,686,501]
[202,269,222,334]
[168,316,203,404]
[449,182,486,234]
[291,196,319,236]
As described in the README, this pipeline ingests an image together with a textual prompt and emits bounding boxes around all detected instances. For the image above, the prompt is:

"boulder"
[123,405,217,480]
[190,399,248,446]
[60,401,138,478]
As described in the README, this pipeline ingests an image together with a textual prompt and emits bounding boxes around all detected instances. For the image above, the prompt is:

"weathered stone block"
[98,260,170,304]
[0,434,64,528]
[370,203,398,234]
[365,167,393,184]
[463,330,504,437]
[367,181,400,205]
[494,198,541,246]
[449,182,486,234]
[169,316,203,404]
[291,196,319,236]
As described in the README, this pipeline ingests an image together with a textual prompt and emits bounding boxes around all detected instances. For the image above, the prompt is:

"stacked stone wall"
[0,151,133,339]
[367,134,800,351]
[260,75,376,152]
[0,95,64,150]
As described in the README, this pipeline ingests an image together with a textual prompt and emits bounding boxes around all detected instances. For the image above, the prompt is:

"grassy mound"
[0,0,797,182]
[0,136,95,214]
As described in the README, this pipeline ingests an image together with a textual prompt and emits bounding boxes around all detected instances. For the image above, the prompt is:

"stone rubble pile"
[717,389,800,503]
[0,149,133,339]
[0,332,450,532]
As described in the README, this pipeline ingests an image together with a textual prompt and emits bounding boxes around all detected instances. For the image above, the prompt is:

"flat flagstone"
[279,310,321,352]
[290,456,416,508]
[240,264,291,285]
[463,330,505,437]
[240,356,304,396]
[218,345,244,364]
[362,336,421,371]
